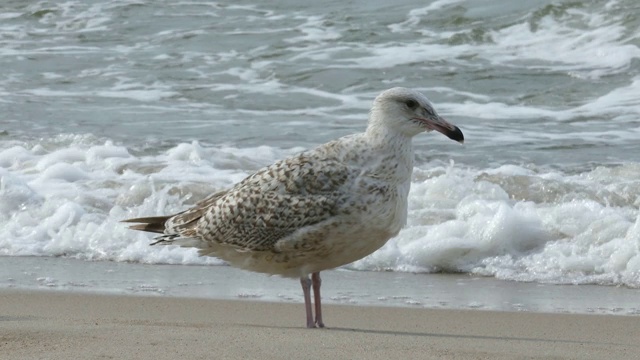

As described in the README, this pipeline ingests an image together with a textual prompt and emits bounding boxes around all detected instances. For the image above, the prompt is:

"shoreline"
[1,289,639,359]
[3,256,640,317]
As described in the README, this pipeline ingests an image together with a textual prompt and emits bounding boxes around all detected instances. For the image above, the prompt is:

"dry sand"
[0,290,638,360]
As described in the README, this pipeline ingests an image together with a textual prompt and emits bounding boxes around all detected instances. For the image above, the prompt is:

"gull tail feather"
[121,216,171,234]
[123,214,207,249]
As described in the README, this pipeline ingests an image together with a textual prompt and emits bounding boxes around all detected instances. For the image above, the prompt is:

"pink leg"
[300,276,315,328]
[311,272,324,328]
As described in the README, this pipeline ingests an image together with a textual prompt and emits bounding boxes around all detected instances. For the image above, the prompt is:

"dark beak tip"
[448,126,464,143]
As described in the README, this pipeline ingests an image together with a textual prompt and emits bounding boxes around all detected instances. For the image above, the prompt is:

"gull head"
[369,87,464,143]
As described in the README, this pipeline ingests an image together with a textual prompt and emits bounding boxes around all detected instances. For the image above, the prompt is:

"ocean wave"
[1,137,638,287]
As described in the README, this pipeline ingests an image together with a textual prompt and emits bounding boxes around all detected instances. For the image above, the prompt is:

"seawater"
[1,0,639,288]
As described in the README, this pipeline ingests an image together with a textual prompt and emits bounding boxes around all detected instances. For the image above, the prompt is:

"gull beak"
[414,115,464,143]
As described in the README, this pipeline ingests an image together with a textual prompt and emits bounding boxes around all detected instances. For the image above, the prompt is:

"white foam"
[354,2,640,79]
[0,12,22,20]
[351,163,640,287]
[39,163,90,182]
[388,0,467,33]
[486,14,640,78]
[0,146,34,168]
[284,15,342,44]
[23,88,178,102]
[437,74,640,127]
[564,75,640,119]
[1,138,638,287]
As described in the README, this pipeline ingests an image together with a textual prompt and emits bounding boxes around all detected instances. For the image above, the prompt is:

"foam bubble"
[39,163,89,182]
[0,146,34,168]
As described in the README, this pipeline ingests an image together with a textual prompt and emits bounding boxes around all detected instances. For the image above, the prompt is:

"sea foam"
[1,136,638,287]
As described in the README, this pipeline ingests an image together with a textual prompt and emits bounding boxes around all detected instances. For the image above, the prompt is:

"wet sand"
[1,290,638,360]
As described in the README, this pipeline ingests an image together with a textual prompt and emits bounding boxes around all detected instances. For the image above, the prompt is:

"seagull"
[123,87,464,328]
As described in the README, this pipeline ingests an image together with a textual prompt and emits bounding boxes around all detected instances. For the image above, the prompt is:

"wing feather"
[160,153,356,251]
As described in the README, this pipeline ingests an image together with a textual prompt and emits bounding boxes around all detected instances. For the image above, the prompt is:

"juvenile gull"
[123,87,464,328]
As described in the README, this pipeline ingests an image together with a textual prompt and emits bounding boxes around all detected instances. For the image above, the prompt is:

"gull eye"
[405,99,418,109]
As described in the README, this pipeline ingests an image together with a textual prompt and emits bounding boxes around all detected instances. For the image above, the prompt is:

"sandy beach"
[1,290,638,360]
